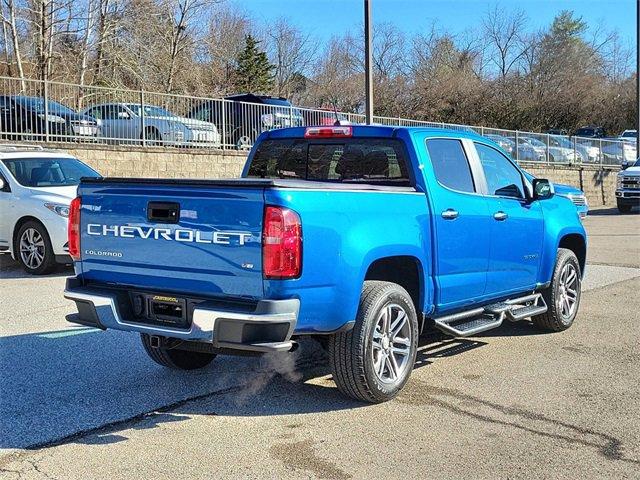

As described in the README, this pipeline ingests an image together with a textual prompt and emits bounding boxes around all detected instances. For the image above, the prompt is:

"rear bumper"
[63,278,299,353]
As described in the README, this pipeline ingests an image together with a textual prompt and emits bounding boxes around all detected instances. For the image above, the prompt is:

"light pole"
[364,0,373,124]
[636,0,639,147]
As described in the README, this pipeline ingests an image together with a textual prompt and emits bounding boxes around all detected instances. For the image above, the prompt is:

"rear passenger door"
[423,138,492,310]
[473,142,544,297]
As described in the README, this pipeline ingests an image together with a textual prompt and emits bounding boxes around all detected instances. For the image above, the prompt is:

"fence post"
[546,134,550,165]
[289,105,293,128]
[599,139,603,167]
[43,80,50,143]
[573,136,577,165]
[515,131,520,162]
[221,99,226,150]
[140,89,146,147]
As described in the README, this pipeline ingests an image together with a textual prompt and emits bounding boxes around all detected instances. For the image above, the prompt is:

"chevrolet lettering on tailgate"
[87,224,252,245]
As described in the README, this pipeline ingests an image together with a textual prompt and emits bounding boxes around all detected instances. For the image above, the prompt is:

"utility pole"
[364,0,373,124]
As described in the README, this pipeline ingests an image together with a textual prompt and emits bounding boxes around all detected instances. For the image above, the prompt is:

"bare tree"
[482,5,529,79]
[23,0,80,81]
[204,6,251,94]
[267,18,315,98]
[158,0,217,93]
[92,0,123,83]
[1,0,25,89]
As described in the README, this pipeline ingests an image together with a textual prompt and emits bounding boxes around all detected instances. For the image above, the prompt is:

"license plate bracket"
[147,295,188,327]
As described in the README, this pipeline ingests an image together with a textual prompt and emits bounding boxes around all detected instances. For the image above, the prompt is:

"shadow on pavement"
[587,207,639,216]
[0,325,502,451]
[0,328,361,450]
[0,255,72,280]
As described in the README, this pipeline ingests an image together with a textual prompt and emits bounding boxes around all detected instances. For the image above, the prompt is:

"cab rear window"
[247,138,411,186]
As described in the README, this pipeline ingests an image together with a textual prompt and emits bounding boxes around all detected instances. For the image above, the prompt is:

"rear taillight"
[262,206,302,279]
[68,196,81,261]
[304,126,352,138]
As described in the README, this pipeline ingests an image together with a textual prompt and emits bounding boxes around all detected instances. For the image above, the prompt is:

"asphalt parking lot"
[1,207,639,479]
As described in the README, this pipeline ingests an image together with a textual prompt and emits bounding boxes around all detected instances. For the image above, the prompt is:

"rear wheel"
[233,128,257,150]
[532,248,581,332]
[143,128,162,146]
[15,221,56,275]
[328,281,418,403]
[140,334,216,370]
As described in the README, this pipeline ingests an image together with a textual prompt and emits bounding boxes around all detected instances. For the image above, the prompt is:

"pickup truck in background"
[522,171,589,220]
[616,157,640,213]
[64,125,587,403]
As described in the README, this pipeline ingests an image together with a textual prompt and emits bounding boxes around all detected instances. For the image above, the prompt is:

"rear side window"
[247,138,411,186]
[425,139,475,193]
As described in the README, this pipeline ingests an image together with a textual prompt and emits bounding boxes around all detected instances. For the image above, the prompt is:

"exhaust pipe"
[288,341,299,352]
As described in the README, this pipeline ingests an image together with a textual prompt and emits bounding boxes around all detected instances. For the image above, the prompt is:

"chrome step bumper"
[64,278,299,353]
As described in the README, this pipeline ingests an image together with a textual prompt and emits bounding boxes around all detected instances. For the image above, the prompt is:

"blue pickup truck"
[64,125,587,403]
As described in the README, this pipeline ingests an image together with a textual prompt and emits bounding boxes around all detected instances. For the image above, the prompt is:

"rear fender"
[263,188,431,332]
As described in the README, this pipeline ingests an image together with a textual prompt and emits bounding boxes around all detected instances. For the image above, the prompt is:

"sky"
[236,0,637,47]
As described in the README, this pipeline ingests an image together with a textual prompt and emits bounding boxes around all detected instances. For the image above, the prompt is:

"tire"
[617,201,633,214]
[233,129,256,150]
[328,281,419,403]
[21,128,37,142]
[532,248,581,332]
[140,334,216,370]
[143,128,161,146]
[15,221,57,275]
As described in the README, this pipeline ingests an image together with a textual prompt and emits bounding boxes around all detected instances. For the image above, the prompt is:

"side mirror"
[532,178,554,200]
[117,111,130,119]
[620,161,629,170]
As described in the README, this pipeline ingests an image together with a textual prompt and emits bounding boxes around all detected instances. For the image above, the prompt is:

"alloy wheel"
[557,263,579,321]
[19,228,46,270]
[236,135,252,150]
[371,303,413,384]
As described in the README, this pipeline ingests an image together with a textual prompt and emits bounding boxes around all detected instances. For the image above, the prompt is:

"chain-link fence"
[0,76,635,165]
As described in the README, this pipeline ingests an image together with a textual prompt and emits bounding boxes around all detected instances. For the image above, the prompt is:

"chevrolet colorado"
[64,125,587,403]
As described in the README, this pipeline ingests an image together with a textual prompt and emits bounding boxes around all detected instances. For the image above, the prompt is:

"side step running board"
[432,293,548,337]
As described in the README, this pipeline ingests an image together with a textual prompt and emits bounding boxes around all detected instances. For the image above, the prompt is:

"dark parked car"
[545,128,567,136]
[0,96,99,141]
[187,94,304,149]
[574,125,606,138]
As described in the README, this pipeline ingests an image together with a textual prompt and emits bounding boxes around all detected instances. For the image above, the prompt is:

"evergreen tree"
[233,35,275,93]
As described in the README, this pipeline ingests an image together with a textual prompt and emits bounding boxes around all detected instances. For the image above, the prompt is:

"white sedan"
[0,145,100,274]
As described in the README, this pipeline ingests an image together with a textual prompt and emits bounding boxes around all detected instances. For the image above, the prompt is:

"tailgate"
[78,180,266,299]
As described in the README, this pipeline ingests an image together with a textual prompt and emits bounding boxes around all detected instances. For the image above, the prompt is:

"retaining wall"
[46,144,619,206]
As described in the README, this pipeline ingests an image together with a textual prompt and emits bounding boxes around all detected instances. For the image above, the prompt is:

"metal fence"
[0,76,635,166]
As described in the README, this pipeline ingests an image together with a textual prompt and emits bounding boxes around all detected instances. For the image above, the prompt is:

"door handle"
[493,211,508,221]
[441,209,459,220]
